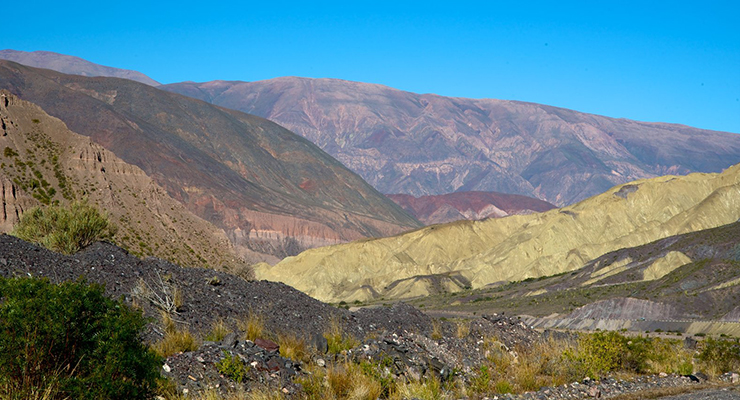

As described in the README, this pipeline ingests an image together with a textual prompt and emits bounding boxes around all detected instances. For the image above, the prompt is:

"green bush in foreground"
[11,201,117,254]
[0,276,161,400]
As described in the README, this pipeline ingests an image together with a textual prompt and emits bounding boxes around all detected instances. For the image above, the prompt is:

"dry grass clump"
[324,317,359,354]
[238,310,266,341]
[154,312,199,357]
[277,332,310,362]
[431,319,443,340]
[297,362,382,400]
[455,319,470,339]
[205,318,231,342]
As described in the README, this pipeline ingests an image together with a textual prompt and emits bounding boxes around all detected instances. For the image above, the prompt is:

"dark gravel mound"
[0,235,346,340]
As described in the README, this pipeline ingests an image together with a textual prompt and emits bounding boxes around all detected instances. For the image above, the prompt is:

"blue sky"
[3,1,739,133]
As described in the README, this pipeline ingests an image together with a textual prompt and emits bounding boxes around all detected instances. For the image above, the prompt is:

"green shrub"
[698,337,740,375]
[11,201,117,254]
[216,351,248,383]
[0,276,161,400]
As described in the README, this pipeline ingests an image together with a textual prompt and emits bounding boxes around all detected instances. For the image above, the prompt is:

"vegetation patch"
[11,201,117,254]
[0,276,161,400]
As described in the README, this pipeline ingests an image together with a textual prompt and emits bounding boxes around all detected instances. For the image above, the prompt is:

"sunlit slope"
[257,164,740,302]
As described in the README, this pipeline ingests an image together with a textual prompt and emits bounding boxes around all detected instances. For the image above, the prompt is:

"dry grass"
[325,316,359,354]
[205,318,231,342]
[154,312,199,357]
[277,332,310,362]
[455,319,470,339]
[431,319,443,340]
[238,311,266,341]
[298,362,382,400]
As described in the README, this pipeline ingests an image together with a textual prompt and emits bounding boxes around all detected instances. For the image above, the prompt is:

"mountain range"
[160,77,740,206]
[0,60,419,263]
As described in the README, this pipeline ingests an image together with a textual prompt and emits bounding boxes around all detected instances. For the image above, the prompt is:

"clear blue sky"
[4,1,739,133]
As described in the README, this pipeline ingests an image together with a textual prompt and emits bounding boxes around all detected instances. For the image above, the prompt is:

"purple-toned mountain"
[0,61,420,263]
[387,192,555,225]
[161,78,740,206]
[0,50,160,86]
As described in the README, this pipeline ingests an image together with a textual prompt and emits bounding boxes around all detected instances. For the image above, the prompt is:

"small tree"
[11,201,117,254]
[0,276,161,400]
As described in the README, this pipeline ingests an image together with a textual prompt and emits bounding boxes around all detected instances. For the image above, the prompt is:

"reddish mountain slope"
[0,61,420,262]
[387,192,556,225]
[161,77,740,206]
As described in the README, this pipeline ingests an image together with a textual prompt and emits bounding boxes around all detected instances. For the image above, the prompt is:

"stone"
[316,358,326,367]
[162,364,171,373]
[255,338,280,352]
[587,386,601,397]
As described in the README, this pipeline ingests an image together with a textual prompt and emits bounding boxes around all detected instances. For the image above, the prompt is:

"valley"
[1,50,740,400]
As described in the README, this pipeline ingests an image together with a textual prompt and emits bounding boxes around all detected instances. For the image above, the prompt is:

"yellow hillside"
[256,164,740,302]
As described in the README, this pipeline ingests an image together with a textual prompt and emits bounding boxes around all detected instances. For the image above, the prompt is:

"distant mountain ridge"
[387,192,556,225]
[161,77,740,206]
[0,61,420,263]
[0,50,160,86]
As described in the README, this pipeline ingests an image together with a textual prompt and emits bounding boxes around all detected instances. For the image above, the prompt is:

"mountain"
[415,219,740,331]
[0,61,420,263]
[160,77,740,206]
[0,90,247,271]
[387,191,556,225]
[257,164,740,302]
[0,50,160,86]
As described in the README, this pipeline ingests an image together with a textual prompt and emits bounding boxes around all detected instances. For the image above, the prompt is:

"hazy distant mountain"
[387,191,555,225]
[0,50,160,86]
[257,164,740,302]
[0,61,420,263]
[162,78,740,206]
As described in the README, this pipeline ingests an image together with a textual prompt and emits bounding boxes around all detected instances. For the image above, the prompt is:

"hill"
[0,90,247,271]
[388,191,556,225]
[0,49,160,86]
[413,219,740,335]
[161,77,740,206]
[0,61,420,262]
[257,164,740,302]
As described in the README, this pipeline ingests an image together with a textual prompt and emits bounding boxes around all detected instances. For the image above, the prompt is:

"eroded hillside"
[258,164,740,302]
[0,90,247,271]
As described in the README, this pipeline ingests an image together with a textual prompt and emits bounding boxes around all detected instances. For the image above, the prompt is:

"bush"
[0,276,161,400]
[11,201,117,254]
[698,337,740,376]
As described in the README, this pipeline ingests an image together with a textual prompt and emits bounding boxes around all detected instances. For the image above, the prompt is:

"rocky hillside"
[160,77,740,206]
[388,191,556,225]
[0,61,420,263]
[0,90,247,271]
[418,219,740,335]
[0,49,160,86]
[257,164,740,302]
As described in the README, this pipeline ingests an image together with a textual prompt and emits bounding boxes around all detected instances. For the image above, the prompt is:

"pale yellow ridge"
[257,164,740,302]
